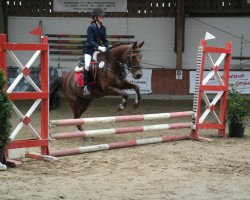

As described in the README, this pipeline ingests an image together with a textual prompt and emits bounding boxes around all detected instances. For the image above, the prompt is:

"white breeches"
[84,54,92,71]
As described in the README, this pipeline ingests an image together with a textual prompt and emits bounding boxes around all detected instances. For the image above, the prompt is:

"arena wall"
[7,16,250,95]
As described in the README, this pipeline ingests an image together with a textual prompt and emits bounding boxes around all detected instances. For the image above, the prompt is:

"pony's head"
[123,41,144,79]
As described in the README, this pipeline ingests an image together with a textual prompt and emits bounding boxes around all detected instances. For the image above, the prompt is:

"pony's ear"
[138,41,144,48]
[132,41,138,49]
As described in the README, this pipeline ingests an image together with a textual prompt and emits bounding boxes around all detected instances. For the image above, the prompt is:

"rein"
[104,54,127,78]
[97,43,142,79]
[105,45,142,72]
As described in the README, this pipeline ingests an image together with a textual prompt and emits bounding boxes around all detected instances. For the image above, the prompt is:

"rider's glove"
[98,46,106,52]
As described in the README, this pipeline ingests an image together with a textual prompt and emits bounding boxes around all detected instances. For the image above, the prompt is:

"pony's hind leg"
[74,111,84,131]
[73,99,93,142]
[68,97,92,131]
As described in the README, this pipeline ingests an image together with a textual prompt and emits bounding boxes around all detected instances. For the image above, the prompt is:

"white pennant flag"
[204,32,216,40]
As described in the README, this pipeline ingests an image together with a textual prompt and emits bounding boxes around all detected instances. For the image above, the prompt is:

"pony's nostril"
[136,74,142,79]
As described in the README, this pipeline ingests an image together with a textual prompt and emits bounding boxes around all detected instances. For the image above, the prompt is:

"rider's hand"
[98,46,106,52]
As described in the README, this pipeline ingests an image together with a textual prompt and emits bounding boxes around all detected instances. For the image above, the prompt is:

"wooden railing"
[46,34,135,56]
[4,0,250,17]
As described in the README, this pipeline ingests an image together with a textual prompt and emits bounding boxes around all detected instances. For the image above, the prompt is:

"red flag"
[29,26,43,36]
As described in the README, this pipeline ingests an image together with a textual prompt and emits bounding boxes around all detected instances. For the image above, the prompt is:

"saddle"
[75,52,107,87]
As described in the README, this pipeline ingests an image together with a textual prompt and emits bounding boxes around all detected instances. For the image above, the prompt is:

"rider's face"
[97,16,104,24]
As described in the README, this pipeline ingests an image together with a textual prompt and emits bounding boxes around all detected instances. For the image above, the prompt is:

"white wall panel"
[8,17,250,70]
[184,17,250,69]
[8,17,175,69]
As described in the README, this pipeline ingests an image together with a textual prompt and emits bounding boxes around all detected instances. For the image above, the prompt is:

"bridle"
[107,45,142,71]
[125,48,142,70]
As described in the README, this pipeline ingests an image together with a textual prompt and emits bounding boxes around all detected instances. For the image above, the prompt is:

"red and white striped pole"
[52,122,194,140]
[50,134,191,157]
[50,111,194,127]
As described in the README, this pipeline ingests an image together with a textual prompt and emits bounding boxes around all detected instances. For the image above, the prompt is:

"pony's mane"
[110,42,133,49]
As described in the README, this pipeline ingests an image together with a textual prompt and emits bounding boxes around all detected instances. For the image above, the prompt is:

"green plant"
[227,86,249,125]
[0,69,12,148]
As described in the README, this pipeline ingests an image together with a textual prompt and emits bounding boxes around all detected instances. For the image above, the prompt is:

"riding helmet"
[91,8,105,18]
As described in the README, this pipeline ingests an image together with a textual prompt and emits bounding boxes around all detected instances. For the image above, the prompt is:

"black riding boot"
[83,69,90,95]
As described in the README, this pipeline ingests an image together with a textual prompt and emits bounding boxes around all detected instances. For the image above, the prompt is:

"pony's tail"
[49,77,63,110]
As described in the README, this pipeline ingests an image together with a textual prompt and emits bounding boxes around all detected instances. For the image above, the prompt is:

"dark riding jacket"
[84,23,109,56]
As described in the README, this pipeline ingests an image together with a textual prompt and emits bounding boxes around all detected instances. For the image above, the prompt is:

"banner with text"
[189,71,250,94]
[125,69,152,94]
[53,0,127,12]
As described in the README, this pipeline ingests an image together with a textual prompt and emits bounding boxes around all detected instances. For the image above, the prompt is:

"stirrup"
[83,86,90,95]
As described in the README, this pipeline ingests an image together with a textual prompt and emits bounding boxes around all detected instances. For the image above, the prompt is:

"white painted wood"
[143,113,170,120]
[10,100,41,140]
[143,124,169,131]
[78,144,109,153]
[85,128,116,137]
[136,137,163,145]
[7,50,42,92]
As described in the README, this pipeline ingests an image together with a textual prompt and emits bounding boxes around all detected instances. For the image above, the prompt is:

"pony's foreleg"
[122,79,141,108]
[104,86,128,111]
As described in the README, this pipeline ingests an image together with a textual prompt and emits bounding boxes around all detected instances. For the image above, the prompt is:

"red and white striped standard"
[50,111,194,127]
[52,122,194,140]
[50,134,191,157]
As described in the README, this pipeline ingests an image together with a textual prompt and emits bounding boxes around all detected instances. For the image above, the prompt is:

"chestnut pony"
[51,41,144,131]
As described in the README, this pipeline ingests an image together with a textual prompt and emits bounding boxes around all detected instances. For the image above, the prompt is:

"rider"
[83,8,109,95]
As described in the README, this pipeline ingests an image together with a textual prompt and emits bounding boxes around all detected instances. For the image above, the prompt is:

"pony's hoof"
[116,107,123,112]
[116,105,125,112]
[120,103,126,110]
[133,103,139,108]
[83,137,93,142]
